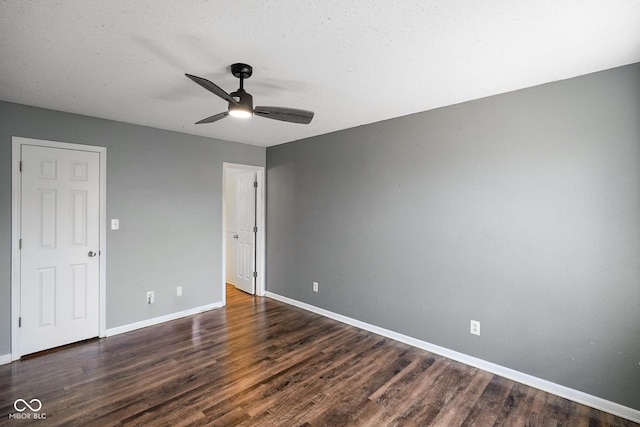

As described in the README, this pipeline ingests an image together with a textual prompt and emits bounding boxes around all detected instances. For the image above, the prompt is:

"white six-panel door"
[234,170,256,295]
[19,144,100,356]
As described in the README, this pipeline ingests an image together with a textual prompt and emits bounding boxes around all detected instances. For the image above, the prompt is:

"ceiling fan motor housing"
[229,88,253,115]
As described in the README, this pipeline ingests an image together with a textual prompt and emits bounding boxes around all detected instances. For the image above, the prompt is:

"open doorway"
[222,163,265,303]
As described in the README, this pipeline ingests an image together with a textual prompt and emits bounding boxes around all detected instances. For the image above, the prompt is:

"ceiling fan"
[185,63,314,125]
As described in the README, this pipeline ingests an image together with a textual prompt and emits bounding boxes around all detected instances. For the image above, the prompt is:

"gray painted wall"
[266,63,640,409]
[0,101,265,354]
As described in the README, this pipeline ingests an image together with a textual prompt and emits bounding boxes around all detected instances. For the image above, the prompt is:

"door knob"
[88,251,97,257]
[233,234,239,239]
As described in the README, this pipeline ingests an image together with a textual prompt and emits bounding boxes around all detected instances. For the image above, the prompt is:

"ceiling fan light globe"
[229,108,253,118]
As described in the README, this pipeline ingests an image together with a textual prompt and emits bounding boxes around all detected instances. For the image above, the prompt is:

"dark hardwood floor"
[1,285,637,426]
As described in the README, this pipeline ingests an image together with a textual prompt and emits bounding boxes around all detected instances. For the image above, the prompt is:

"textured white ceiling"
[1,1,639,147]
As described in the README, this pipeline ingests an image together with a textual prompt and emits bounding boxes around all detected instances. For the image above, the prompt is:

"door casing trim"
[11,136,107,360]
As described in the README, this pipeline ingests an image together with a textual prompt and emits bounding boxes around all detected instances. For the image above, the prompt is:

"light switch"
[111,219,119,230]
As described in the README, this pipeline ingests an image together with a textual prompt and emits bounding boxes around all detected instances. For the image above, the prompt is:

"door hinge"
[19,161,23,172]
[253,226,258,233]
[19,239,22,250]
[253,181,258,188]
[18,317,22,328]
[253,271,258,278]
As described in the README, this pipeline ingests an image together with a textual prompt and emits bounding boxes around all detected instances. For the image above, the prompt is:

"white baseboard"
[0,353,11,365]
[265,291,640,424]
[105,302,223,337]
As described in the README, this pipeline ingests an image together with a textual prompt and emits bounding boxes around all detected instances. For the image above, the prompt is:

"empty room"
[1,1,639,425]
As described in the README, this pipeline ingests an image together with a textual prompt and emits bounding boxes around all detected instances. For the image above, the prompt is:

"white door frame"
[11,136,107,360]
[222,163,266,302]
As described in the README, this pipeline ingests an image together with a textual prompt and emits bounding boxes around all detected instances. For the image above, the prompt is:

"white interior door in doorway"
[234,170,257,294]
[223,163,265,299]
[17,143,102,356]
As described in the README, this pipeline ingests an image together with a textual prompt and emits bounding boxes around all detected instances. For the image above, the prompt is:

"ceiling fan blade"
[195,111,229,124]
[254,106,314,124]
[185,73,239,106]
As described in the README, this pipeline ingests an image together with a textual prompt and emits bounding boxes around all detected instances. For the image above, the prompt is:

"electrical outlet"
[312,281,319,292]
[177,286,182,296]
[147,291,154,304]
[470,320,480,336]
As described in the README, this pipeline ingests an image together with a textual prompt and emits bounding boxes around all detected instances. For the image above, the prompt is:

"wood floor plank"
[387,362,481,426]
[298,340,413,426]
[428,369,494,426]
[0,284,637,426]
[461,375,516,426]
